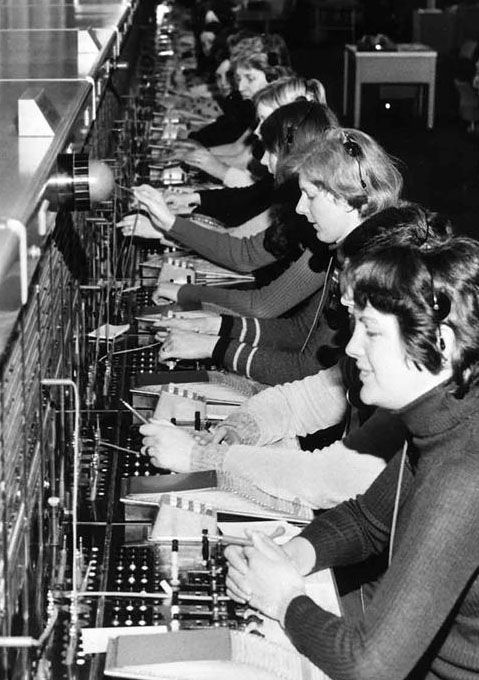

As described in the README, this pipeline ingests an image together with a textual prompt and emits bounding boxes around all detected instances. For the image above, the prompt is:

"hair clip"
[343,133,367,190]
[432,290,451,322]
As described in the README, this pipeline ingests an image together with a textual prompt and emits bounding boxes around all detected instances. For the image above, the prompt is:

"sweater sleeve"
[212,338,324,385]
[284,454,479,680]
[218,291,321,350]
[177,250,326,318]
[217,366,347,446]
[197,176,274,227]
[168,217,275,273]
[221,440,385,509]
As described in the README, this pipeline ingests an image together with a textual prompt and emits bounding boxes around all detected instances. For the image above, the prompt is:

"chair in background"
[454,78,479,132]
[453,40,479,132]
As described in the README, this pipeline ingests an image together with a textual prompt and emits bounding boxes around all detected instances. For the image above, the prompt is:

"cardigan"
[284,381,479,680]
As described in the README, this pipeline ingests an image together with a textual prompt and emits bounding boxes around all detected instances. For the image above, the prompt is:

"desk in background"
[343,44,438,129]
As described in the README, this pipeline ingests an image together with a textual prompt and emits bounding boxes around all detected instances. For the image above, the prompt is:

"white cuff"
[223,167,254,188]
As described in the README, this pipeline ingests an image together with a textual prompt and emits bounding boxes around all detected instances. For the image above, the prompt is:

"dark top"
[285,381,479,680]
[198,175,275,227]
[188,93,255,147]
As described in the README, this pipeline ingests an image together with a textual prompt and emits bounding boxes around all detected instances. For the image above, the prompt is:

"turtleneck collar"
[393,380,479,439]
[329,218,372,265]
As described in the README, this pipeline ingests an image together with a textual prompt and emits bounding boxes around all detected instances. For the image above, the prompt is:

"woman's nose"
[296,195,306,215]
[345,327,361,359]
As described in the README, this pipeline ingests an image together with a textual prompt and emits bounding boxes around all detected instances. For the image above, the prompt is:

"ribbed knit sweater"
[211,288,341,384]
[169,216,277,274]
[177,247,326,318]
[284,381,479,680]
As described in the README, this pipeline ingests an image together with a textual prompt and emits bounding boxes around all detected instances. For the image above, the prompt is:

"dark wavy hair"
[260,100,338,165]
[341,202,453,259]
[259,102,337,261]
[342,236,479,396]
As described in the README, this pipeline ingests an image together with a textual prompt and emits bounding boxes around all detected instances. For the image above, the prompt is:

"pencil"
[120,398,149,424]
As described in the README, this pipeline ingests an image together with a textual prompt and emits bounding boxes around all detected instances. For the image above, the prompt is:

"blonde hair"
[254,76,327,109]
[289,128,403,218]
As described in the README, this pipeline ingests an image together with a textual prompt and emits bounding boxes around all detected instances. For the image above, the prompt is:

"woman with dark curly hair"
[225,235,479,680]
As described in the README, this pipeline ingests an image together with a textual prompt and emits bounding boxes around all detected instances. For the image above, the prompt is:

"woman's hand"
[154,313,222,335]
[152,282,182,305]
[184,149,228,181]
[211,424,242,445]
[140,419,195,472]
[117,213,164,240]
[133,185,175,232]
[163,189,201,215]
[225,533,306,620]
[158,330,218,360]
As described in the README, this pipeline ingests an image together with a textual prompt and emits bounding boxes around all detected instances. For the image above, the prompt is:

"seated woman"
[156,204,451,386]
[128,128,403,321]
[119,102,337,319]
[183,33,293,186]
[225,235,479,680]
[165,76,328,227]
[138,213,451,508]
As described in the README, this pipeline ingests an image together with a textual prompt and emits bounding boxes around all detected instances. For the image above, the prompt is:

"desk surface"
[346,43,437,57]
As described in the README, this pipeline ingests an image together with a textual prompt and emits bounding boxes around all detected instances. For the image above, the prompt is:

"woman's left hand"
[132,185,176,232]
[117,213,163,240]
[225,533,306,621]
[158,330,218,360]
[184,149,228,181]
[140,420,195,471]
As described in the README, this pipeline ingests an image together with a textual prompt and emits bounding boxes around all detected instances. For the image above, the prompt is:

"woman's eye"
[366,331,380,338]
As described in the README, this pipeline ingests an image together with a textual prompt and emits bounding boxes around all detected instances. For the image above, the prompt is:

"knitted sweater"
[177,248,326,318]
[203,366,350,446]
[169,216,277,274]
[189,368,406,508]
[284,381,479,680]
[197,217,404,383]
[211,288,342,384]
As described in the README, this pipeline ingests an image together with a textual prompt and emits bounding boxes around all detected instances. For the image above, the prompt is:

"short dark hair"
[341,202,453,259]
[342,236,479,395]
[260,101,338,160]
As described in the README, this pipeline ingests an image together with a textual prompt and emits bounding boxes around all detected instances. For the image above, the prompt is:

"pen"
[120,398,149,424]
[219,525,286,546]
[146,527,286,546]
